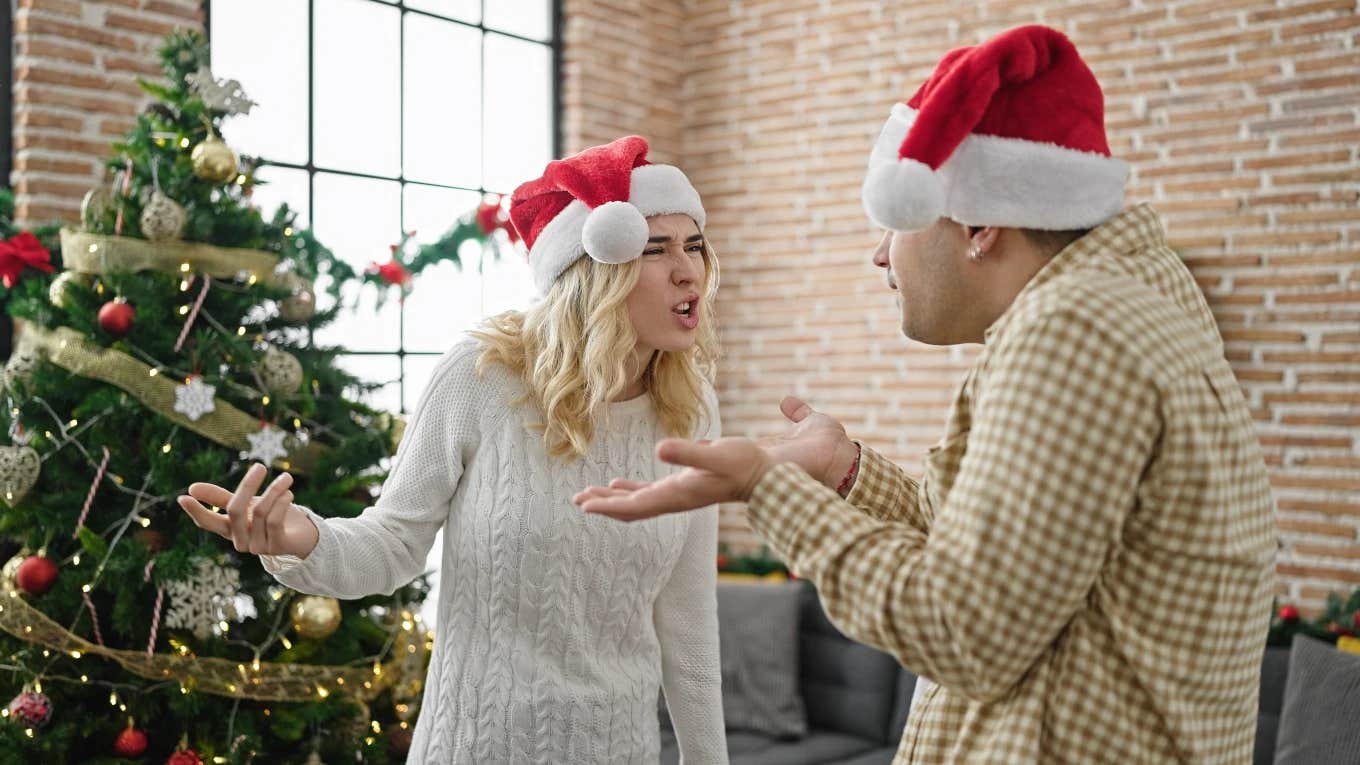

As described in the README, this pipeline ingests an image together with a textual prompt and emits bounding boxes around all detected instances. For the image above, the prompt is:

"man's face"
[871,217,978,346]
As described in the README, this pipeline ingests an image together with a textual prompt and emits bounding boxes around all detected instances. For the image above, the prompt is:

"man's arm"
[745,310,1160,702]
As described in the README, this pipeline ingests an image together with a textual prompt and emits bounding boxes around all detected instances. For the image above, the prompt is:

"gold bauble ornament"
[259,346,304,395]
[48,271,88,309]
[291,595,342,640]
[139,191,186,242]
[191,135,239,184]
[278,279,317,323]
[1,553,25,594]
[0,445,41,507]
[3,349,40,391]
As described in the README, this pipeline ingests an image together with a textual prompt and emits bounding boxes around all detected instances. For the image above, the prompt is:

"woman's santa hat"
[862,25,1129,232]
[510,136,706,294]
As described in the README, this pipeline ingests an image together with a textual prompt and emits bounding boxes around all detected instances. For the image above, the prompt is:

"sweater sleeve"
[260,343,480,599]
[653,384,729,764]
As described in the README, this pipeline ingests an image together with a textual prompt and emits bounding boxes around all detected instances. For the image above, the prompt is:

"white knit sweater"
[261,338,727,764]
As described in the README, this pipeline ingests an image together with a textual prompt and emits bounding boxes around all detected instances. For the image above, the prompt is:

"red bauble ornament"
[166,750,202,765]
[15,555,58,596]
[114,723,148,757]
[97,300,136,337]
[372,260,410,288]
[1279,604,1299,623]
[1351,611,1360,632]
[7,691,52,728]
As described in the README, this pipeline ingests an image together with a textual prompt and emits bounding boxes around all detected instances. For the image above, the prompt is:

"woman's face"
[626,213,707,358]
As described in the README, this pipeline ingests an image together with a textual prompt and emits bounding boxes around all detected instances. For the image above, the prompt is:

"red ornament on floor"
[15,555,58,596]
[98,300,136,337]
[114,722,148,757]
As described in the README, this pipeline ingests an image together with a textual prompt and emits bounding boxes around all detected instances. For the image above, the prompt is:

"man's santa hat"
[510,136,706,294]
[862,25,1128,232]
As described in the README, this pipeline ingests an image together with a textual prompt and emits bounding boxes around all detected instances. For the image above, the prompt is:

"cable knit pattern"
[261,338,728,765]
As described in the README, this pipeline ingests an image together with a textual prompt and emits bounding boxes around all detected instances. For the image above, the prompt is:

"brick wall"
[563,0,1360,610]
[11,0,204,227]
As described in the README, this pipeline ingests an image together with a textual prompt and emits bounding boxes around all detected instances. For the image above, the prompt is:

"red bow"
[370,259,411,288]
[0,232,54,288]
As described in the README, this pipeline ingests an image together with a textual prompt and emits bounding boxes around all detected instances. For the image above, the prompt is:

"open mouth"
[672,300,695,317]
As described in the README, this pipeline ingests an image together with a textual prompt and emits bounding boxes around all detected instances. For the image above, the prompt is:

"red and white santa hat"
[862,25,1128,232]
[510,135,706,294]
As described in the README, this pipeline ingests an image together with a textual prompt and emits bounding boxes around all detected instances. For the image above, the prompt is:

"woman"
[178,136,728,764]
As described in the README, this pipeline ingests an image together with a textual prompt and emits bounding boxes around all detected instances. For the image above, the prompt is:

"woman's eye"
[685,245,702,254]
[643,249,664,257]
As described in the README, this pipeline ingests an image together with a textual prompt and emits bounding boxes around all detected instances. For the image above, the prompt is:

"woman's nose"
[871,231,891,268]
[674,254,701,285]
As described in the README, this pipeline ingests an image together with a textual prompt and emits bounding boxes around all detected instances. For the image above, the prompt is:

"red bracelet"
[835,443,862,497]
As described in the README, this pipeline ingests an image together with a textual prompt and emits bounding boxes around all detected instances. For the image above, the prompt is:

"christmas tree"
[0,31,434,764]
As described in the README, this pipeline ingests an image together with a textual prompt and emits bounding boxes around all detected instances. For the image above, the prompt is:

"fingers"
[250,487,293,555]
[780,395,813,423]
[242,472,292,554]
[571,485,633,505]
[654,438,732,473]
[580,469,729,522]
[177,494,231,537]
[187,482,234,508]
[227,464,268,552]
[607,478,648,491]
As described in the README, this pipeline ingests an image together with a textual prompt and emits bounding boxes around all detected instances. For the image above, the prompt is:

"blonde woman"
[178,136,728,765]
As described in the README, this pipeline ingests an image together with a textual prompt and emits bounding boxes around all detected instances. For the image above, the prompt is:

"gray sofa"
[663,581,1295,765]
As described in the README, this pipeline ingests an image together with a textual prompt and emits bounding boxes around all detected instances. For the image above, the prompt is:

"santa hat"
[862,25,1129,232]
[510,136,706,294]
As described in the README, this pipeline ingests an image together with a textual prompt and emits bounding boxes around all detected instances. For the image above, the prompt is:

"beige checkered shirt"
[747,205,1276,764]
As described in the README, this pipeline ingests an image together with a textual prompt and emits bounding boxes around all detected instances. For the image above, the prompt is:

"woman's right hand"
[177,462,320,559]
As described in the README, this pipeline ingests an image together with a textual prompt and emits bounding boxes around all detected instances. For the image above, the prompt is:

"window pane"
[485,0,552,41]
[483,34,553,193]
[314,0,400,176]
[211,0,309,164]
[404,15,481,187]
[311,173,401,351]
[402,353,447,414]
[335,353,401,414]
[251,165,309,227]
[406,0,480,24]
[402,185,484,352]
[480,241,536,316]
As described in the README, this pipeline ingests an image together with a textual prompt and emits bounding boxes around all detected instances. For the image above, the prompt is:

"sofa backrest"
[797,583,916,744]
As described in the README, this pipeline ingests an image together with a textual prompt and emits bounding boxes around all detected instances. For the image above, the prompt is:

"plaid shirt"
[746,205,1276,764]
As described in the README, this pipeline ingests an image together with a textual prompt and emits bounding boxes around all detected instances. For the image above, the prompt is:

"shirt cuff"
[746,461,836,560]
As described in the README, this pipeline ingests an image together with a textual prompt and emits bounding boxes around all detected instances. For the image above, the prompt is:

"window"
[208,0,558,415]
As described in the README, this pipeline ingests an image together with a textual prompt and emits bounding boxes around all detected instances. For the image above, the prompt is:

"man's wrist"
[835,441,862,498]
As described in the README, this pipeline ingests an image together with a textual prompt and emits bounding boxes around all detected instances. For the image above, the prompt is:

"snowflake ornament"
[242,424,288,464]
[185,66,257,115]
[164,557,241,640]
[173,376,217,422]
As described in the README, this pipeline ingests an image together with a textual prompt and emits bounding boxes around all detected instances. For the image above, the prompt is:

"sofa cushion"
[835,748,900,765]
[1274,636,1360,765]
[660,727,881,765]
[1254,646,1290,765]
[799,583,903,742]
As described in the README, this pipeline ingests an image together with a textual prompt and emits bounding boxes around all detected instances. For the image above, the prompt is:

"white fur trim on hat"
[864,104,1129,231]
[583,200,649,264]
[528,164,706,294]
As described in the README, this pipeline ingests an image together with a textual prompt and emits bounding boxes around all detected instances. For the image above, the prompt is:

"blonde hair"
[471,242,720,460]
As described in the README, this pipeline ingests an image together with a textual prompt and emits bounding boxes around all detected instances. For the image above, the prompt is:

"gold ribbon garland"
[59,228,289,286]
[19,325,324,474]
[0,591,421,703]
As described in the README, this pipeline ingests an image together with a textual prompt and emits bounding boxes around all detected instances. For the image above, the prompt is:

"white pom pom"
[582,201,649,264]
[861,158,944,232]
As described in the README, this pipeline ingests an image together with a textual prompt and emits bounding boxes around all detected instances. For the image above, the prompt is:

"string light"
[162,443,172,454]
[180,262,191,273]
[148,368,159,377]
[178,305,190,316]
[71,554,81,566]
[237,327,247,336]
[67,419,77,428]
[179,137,190,148]
[261,396,271,406]
[139,518,152,528]
[81,584,92,593]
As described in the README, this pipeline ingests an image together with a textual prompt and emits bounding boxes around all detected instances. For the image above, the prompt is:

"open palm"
[177,463,319,558]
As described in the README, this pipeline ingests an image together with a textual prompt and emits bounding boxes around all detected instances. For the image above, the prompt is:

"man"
[575,24,1276,764]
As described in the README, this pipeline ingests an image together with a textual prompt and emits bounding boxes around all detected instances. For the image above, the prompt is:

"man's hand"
[574,437,775,522]
[759,396,860,492]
